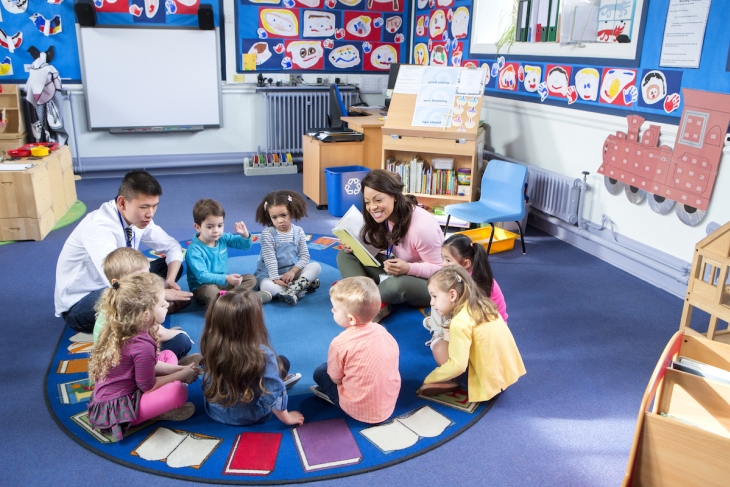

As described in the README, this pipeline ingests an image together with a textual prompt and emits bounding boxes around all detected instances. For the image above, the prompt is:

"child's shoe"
[417,381,460,397]
[288,276,310,294]
[257,290,272,304]
[155,402,195,421]
[372,303,391,323]
[278,289,298,306]
[283,372,302,389]
[178,353,202,367]
[307,278,320,292]
[310,385,334,405]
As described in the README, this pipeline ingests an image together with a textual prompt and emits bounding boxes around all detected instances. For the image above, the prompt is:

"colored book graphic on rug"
[308,236,338,250]
[67,341,94,354]
[417,388,478,413]
[132,427,222,469]
[223,432,282,476]
[360,406,454,454]
[69,332,93,343]
[71,411,153,444]
[57,358,89,374]
[292,418,362,472]
[58,378,94,404]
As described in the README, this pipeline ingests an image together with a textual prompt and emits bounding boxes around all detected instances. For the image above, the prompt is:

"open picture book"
[332,205,380,267]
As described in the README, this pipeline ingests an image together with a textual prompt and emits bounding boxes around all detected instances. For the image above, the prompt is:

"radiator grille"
[263,91,357,154]
[527,166,581,225]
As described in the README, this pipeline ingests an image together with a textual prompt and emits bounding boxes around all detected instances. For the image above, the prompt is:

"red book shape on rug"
[223,432,282,476]
[292,418,362,472]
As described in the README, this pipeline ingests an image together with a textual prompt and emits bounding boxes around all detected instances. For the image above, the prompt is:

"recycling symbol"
[345,178,362,195]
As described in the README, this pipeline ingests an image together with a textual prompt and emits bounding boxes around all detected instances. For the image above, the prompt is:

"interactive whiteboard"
[79,27,221,132]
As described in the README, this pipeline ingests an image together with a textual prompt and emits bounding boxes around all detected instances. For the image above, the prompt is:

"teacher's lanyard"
[384,221,394,259]
[117,210,135,248]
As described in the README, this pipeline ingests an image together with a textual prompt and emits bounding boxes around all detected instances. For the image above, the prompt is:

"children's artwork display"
[236,0,410,73]
[411,0,473,68]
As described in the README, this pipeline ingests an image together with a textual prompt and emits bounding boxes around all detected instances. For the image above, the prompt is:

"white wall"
[482,96,730,262]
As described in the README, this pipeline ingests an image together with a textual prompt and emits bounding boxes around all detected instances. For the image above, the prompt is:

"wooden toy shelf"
[0,84,27,153]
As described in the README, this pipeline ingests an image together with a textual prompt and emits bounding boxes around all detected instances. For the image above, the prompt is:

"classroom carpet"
[0,200,87,246]
[44,236,498,484]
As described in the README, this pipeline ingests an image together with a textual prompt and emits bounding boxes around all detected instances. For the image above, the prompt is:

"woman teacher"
[337,170,444,318]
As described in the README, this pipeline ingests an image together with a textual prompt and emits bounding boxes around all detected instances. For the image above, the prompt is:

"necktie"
[125,227,133,248]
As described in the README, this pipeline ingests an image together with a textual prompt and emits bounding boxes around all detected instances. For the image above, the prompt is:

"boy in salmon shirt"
[311,276,401,424]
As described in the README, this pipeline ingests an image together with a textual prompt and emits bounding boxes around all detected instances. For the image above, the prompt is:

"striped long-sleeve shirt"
[259,226,310,280]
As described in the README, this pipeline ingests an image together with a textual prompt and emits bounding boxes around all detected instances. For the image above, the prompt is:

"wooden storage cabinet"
[302,135,364,207]
[0,84,26,153]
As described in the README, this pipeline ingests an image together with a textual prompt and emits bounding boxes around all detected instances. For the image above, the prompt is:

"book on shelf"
[332,205,380,267]
[672,356,730,386]
[292,418,362,472]
[385,157,457,196]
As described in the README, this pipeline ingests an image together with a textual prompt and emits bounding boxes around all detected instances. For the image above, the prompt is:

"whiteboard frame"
[78,25,223,132]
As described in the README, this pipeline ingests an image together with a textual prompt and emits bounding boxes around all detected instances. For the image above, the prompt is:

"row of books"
[386,158,457,196]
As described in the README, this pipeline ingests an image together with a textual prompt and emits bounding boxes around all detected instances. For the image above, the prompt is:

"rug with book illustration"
[45,236,496,484]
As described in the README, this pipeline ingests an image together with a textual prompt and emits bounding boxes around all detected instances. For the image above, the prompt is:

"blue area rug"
[44,237,494,484]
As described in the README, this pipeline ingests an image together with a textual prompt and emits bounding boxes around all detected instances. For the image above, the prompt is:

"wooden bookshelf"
[0,84,26,153]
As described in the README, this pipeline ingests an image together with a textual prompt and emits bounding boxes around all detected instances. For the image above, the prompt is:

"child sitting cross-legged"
[93,247,195,361]
[311,277,401,424]
[186,199,271,306]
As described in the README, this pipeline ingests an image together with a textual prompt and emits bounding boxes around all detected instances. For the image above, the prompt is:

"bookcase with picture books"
[622,220,730,486]
[380,66,487,229]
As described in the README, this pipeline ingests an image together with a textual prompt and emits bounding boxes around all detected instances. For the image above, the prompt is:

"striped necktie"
[125,227,133,248]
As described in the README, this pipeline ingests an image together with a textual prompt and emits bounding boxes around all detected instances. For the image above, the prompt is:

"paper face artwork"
[303,11,335,37]
[430,44,447,66]
[261,9,299,37]
[329,45,360,68]
[641,70,667,105]
[417,0,427,8]
[29,14,62,36]
[346,16,372,38]
[2,0,28,14]
[546,66,570,97]
[499,64,517,91]
[451,7,469,39]
[144,0,159,18]
[429,10,446,39]
[249,42,272,65]
[338,0,361,5]
[416,15,427,37]
[413,43,428,65]
[575,68,599,101]
[0,57,13,76]
[385,16,402,33]
[370,44,397,70]
[287,41,323,69]
[600,68,636,104]
[522,65,541,92]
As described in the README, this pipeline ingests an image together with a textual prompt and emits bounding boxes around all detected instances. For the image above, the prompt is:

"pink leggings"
[131,350,188,425]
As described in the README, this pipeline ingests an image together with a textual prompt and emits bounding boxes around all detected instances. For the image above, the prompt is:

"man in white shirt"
[55,170,192,332]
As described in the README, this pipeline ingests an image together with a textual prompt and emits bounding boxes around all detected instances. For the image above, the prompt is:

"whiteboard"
[79,27,221,131]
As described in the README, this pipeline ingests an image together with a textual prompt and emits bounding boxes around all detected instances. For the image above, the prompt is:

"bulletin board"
[236,0,410,73]
[0,0,222,84]
[411,0,474,69]
[435,0,730,124]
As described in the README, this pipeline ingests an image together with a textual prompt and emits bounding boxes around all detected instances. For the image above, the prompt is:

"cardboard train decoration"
[598,89,730,226]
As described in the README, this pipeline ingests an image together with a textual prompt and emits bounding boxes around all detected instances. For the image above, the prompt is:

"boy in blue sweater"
[186,199,271,306]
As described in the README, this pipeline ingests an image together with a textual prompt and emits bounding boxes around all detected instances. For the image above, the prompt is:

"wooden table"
[341,107,385,171]
[302,135,364,208]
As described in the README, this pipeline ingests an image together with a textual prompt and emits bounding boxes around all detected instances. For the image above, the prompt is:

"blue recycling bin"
[324,165,370,217]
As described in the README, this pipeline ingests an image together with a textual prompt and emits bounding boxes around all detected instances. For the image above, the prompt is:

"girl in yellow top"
[417,266,526,402]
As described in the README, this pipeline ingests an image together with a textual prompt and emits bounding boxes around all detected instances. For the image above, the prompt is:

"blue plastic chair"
[444,160,528,254]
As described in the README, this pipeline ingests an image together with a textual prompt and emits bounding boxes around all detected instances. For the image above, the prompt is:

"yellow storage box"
[456,226,519,254]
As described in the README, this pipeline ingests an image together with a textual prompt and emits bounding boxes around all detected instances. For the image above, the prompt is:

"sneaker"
[372,303,391,323]
[155,402,195,421]
[308,278,320,292]
[178,353,202,367]
[257,290,272,304]
[278,290,298,306]
[288,276,310,294]
[417,381,460,397]
[283,372,302,389]
[310,385,334,405]
[167,299,191,315]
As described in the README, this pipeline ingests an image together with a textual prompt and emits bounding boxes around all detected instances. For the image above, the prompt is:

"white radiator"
[262,90,357,154]
[526,165,581,225]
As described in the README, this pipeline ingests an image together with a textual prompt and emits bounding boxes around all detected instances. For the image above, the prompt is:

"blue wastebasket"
[324,165,370,217]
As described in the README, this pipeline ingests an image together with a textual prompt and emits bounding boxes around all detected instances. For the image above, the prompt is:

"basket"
[456,226,519,254]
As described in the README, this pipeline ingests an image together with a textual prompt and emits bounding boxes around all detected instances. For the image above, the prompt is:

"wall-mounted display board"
[236,0,410,73]
[410,0,475,69]
[0,0,221,85]
[447,0,730,124]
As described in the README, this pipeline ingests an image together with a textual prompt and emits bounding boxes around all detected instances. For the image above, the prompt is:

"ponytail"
[442,233,494,297]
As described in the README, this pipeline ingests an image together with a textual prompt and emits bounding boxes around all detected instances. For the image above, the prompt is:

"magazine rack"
[622,221,730,486]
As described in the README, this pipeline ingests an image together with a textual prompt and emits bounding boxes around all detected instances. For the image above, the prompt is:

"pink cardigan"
[490,279,509,323]
[391,206,444,279]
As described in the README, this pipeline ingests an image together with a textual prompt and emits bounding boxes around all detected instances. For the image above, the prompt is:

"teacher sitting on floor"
[337,169,444,321]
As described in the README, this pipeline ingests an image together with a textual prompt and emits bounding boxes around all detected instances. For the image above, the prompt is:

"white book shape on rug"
[69,332,93,343]
[360,406,454,454]
[132,427,222,469]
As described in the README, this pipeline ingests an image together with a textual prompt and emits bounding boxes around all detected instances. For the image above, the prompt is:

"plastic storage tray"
[456,226,518,254]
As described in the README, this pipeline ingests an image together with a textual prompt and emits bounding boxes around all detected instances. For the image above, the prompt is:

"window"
[470,0,647,63]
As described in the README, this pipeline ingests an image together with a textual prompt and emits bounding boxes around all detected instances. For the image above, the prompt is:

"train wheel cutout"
[647,194,675,215]
[675,204,706,227]
[604,176,624,195]
[624,185,646,205]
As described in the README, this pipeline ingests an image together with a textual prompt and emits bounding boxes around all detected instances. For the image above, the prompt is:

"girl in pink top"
[337,170,444,320]
[423,233,509,364]
[87,273,199,441]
